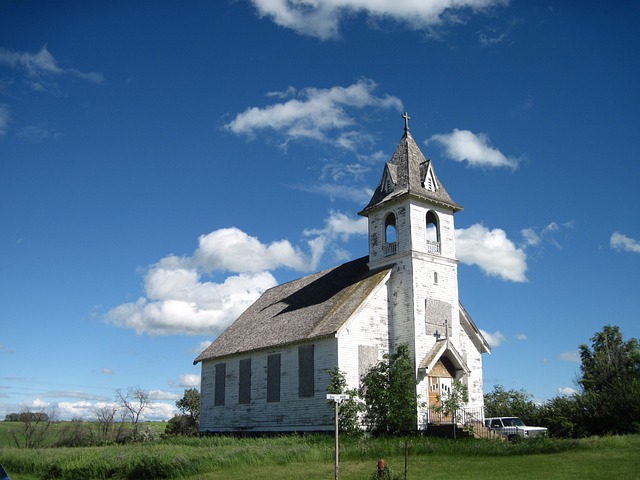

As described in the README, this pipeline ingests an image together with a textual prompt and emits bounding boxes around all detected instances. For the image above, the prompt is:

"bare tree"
[115,386,150,439]
[94,404,118,442]
[11,407,57,448]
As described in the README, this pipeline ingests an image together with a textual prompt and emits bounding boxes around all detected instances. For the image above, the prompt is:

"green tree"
[360,344,417,435]
[538,394,588,439]
[577,325,640,435]
[579,325,640,393]
[166,388,201,436]
[326,368,362,435]
[176,388,200,425]
[484,385,541,426]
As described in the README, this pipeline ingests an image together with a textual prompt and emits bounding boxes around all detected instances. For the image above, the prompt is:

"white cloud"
[456,224,527,282]
[106,214,363,336]
[31,398,49,409]
[303,211,368,242]
[429,129,518,169]
[149,390,181,402]
[478,27,507,46]
[611,231,640,254]
[102,368,114,375]
[298,183,373,204]
[143,402,178,421]
[559,351,580,363]
[480,329,506,347]
[294,162,376,204]
[105,271,277,336]
[192,340,212,355]
[194,227,321,273]
[225,79,402,148]
[0,45,104,86]
[55,401,94,420]
[515,333,527,341]
[520,228,541,248]
[52,400,177,421]
[169,374,201,389]
[520,221,574,249]
[558,386,577,396]
[107,214,526,338]
[250,0,508,40]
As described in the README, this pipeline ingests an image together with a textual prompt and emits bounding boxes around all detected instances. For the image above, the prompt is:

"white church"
[194,115,491,433]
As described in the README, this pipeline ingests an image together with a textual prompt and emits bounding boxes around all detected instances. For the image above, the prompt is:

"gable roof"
[194,256,392,364]
[360,130,463,215]
[418,339,471,375]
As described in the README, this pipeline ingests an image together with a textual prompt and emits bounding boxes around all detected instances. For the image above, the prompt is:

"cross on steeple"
[402,112,411,134]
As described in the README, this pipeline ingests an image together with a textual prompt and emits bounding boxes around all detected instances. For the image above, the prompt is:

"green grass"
[0,427,638,480]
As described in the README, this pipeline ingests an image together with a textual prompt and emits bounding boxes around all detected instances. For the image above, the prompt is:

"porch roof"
[418,339,471,376]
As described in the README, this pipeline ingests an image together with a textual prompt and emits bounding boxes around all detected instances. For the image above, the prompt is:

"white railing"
[426,240,441,254]
[383,242,398,256]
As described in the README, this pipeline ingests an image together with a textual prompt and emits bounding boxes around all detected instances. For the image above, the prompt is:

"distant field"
[0,422,638,480]
[0,420,167,448]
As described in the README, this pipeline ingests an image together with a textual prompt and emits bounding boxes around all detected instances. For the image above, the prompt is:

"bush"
[360,344,417,435]
[164,415,199,436]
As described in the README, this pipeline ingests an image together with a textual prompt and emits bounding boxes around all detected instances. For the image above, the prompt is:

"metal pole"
[334,400,339,480]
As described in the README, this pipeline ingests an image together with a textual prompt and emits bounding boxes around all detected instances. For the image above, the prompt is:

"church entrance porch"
[427,358,455,424]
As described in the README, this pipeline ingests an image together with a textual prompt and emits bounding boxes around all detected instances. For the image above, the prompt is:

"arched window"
[426,211,440,254]
[385,213,397,243]
[383,212,398,256]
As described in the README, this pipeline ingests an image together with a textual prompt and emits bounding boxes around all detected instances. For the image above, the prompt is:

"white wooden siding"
[200,337,338,432]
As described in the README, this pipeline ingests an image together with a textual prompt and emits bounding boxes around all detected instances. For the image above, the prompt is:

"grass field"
[0,422,638,479]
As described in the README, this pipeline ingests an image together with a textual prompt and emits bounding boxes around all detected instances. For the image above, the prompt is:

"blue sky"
[1,1,639,421]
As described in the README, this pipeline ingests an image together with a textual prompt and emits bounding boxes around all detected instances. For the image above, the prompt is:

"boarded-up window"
[267,354,281,403]
[238,358,251,404]
[214,363,226,406]
[298,344,314,397]
[359,345,378,381]
[425,298,452,337]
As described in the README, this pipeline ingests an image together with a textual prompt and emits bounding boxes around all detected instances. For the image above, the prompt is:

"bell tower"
[359,113,464,374]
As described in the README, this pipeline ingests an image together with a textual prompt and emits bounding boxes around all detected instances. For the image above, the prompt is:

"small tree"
[326,368,362,435]
[115,386,150,439]
[176,388,200,425]
[166,388,201,436]
[94,404,118,443]
[11,408,56,448]
[435,379,468,438]
[360,344,417,435]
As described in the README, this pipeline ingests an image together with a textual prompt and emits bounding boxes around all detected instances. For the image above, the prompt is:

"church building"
[194,115,491,433]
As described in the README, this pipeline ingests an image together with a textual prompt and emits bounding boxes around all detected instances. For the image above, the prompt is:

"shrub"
[164,415,198,436]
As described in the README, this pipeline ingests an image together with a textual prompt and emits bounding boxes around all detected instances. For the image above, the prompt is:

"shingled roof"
[194,256,392,364]
[360,128,463,215]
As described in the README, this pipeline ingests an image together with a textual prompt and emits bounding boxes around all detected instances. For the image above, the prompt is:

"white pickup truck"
[484,417,548,440]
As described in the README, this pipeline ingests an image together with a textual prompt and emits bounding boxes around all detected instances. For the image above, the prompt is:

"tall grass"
[0,433,638,480]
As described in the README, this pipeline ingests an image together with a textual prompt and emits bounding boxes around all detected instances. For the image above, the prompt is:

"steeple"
[359,114,462,217]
